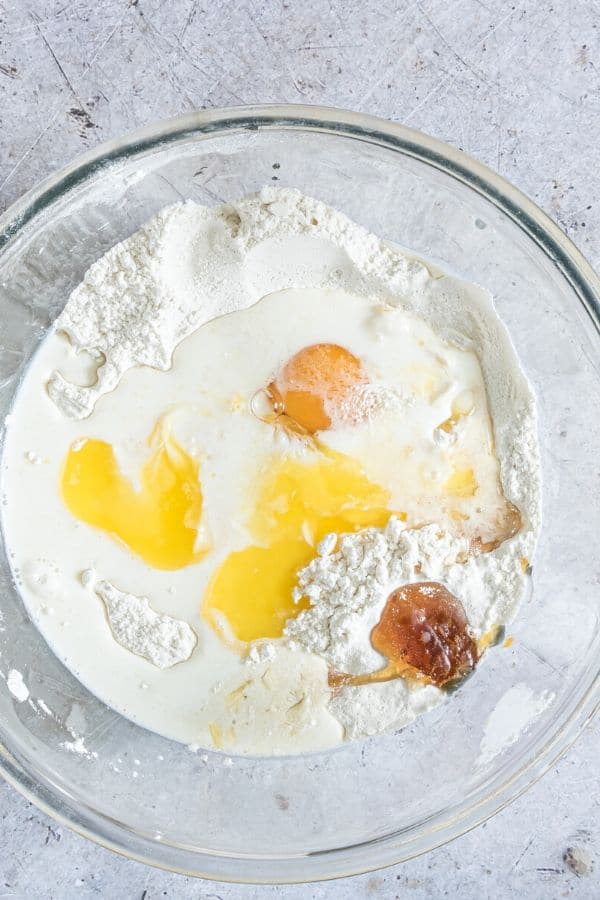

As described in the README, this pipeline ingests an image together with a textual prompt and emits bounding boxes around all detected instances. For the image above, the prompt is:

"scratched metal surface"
[0,0,598,897]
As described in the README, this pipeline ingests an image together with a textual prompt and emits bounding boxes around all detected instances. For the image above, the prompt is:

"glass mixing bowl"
[0,105,598,883]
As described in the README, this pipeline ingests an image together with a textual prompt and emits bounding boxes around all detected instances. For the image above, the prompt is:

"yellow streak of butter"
[209,722,223,749]
[444,466,478,498]
[203,446,393,643]
[62,430,204,570]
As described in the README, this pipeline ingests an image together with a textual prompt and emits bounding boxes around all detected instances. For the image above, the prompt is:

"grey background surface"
[0,0,598,897]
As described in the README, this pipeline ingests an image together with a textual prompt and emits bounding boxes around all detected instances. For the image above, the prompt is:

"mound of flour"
[282,518,532,738]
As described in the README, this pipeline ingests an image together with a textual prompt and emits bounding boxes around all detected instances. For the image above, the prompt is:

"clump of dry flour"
[278,518,534,738]
[92,578,197,669]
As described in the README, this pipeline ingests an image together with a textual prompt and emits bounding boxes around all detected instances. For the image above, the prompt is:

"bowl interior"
[0,110,598,882]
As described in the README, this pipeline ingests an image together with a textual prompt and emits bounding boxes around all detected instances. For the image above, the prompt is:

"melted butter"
[208,722,224,749]
[437,390,475,433]
[444,466,478,498]
[407,362,448,401]
[62,432,205,569]
[203,445,392,643]
[477,624,505,653]
[204,538,313,643]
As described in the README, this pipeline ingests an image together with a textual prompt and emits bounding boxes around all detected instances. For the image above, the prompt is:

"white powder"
[7,669,29,703]
[61,734,97,758]
[36,698,56,718]
[283,519,534,738]
[478,684,554,765]
[94,580,197,669]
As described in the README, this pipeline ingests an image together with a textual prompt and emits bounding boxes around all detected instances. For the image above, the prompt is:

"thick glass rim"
[0,104,598,883]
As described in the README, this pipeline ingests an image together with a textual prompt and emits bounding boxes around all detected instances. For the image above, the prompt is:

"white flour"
[6,669,29,703]
[284,519,534,738]
[477,684,554,766]
[93,579,197,669]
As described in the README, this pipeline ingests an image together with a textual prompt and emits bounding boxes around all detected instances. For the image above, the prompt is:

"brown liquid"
[251,382,316,440]
[329,581,479,691]
[473,500,522,553]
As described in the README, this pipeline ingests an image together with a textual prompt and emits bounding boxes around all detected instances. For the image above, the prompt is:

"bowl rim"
[0,102,598,883]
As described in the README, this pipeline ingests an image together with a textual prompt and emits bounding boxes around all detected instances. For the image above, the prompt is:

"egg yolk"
[61,433,205,569]
[267,343,368,434]
[203,446,391,643]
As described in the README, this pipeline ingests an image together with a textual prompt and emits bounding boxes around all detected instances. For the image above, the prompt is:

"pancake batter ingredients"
[0,188,541,755]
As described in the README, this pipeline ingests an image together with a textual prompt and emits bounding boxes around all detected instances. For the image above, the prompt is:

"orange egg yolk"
[267,343,368,434]
[202,446,392,643]
[61,433,205,569]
